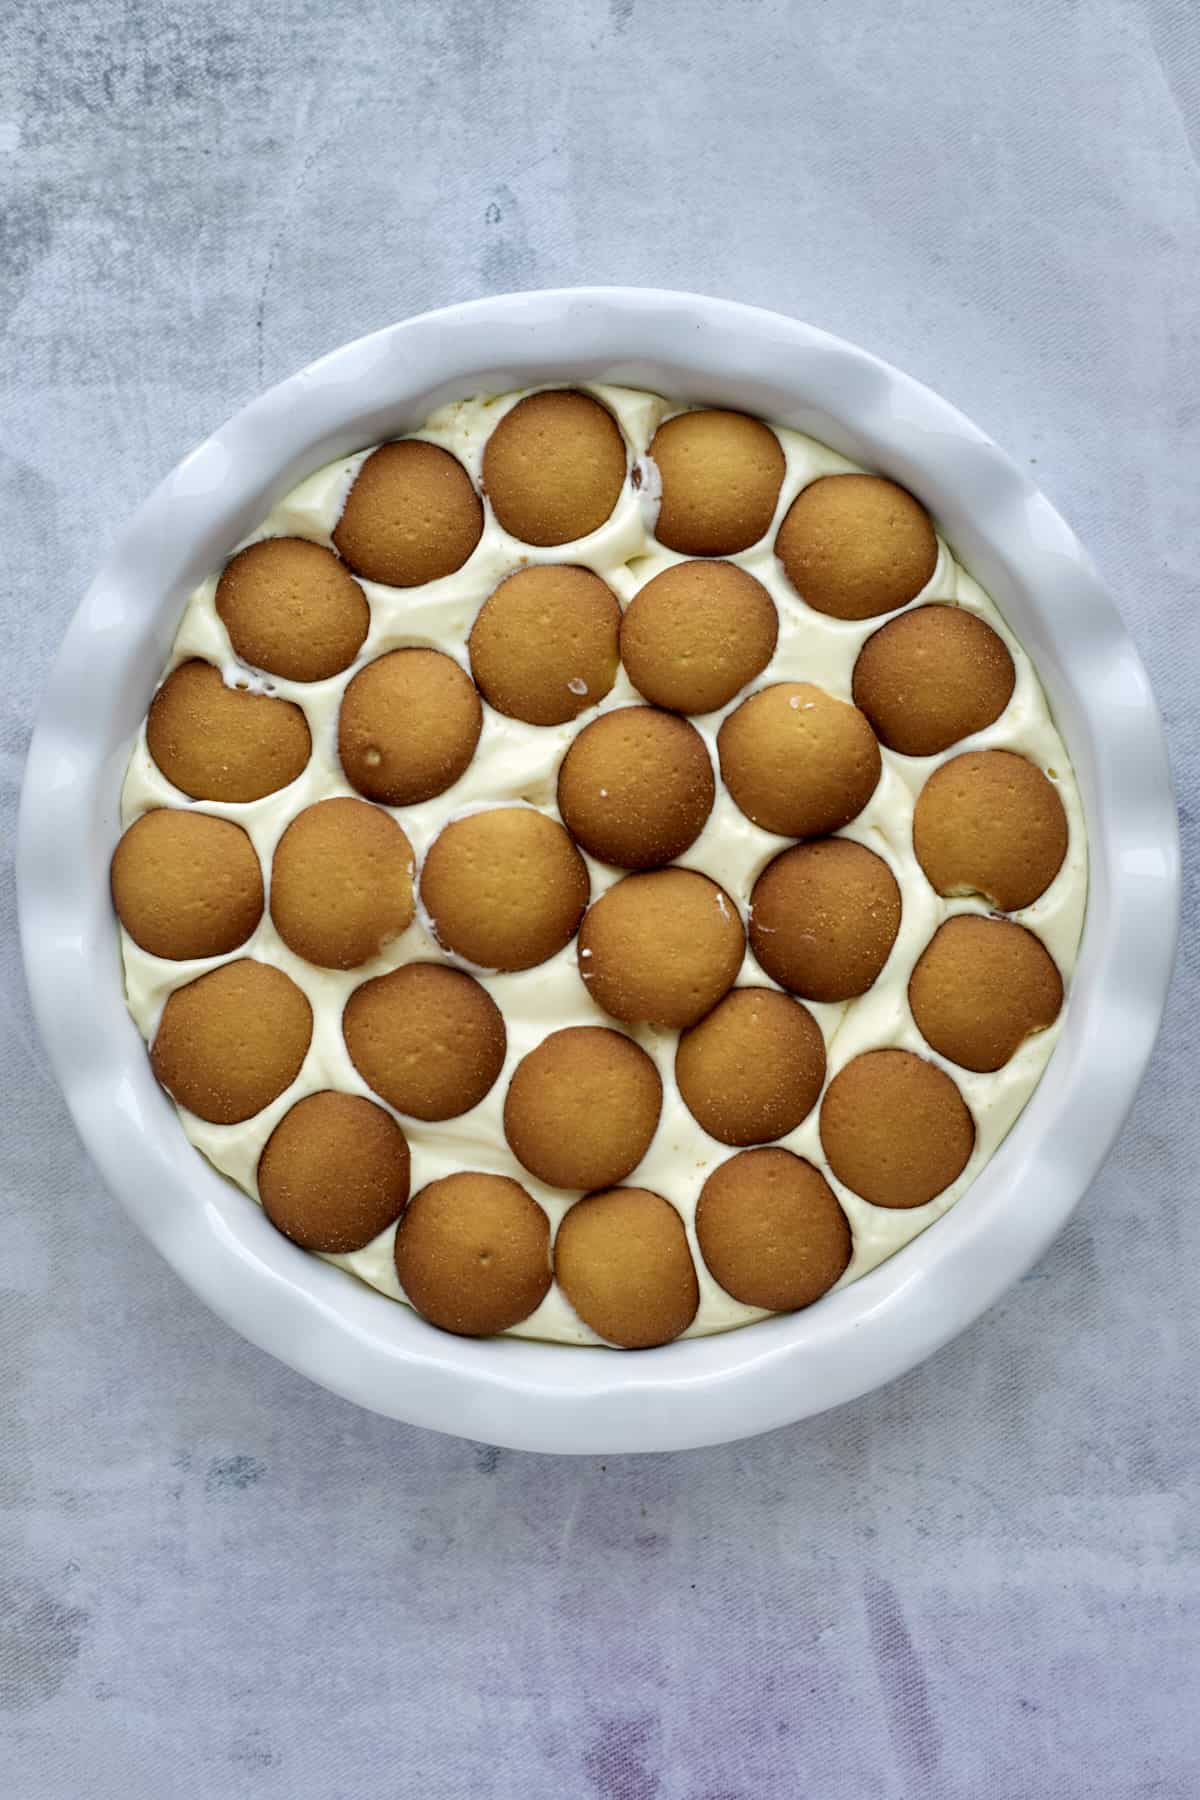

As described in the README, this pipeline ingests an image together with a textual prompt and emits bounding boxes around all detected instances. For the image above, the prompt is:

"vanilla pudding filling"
[117,385,1088,1346]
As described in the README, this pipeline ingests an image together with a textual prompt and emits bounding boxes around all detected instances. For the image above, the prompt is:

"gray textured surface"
[2,2,1197,1795]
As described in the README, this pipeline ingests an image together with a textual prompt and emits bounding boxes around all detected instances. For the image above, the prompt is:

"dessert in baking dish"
[111,385,1086,1348]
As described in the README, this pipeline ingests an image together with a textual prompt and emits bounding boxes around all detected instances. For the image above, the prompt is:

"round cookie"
[578,868,745,1030]
[257,1091,410,1253]
[468,564,621,725]
[913,750,1068,911]
[146,660,311,802]
[852,604,1016,755]
[483,390,626,546]
[503,1027,662,1190]
[342,962,506,1120]
[339,648,482,806]
[420,807,588,972]
[150,959,312,1124]
[554,1187,699,1349]
[620,560,779,715]
[718,682,881,839]
[820,1049,975,1209]
[696,1149,851,1312]
[215,537,369,682]
[111,809,263,960]
[332,440,483,587]
[909,915,1064,1073]
[649,410,785,556]
[270,797,415,970]
[394,1173,551,1338]
[675,987,825,1146]
[775,473,938,620]
[749,839,902,1002]
[557,706,715,869]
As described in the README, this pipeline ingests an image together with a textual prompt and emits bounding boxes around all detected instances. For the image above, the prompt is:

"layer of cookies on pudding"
[216,537,370,682]
[114,382,1086,1350]
[775,473,938,620]
[146,659,311,802]
[649,409,785,555]
[111,808,264,961]
[556,706,715,870]
[620,559,778,715]
[469,564,621,725]
[696,1148,851,1312]
[258,1090,411,1254]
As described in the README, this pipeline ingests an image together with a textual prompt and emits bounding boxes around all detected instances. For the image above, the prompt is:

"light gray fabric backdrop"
[2,2,1196,1795]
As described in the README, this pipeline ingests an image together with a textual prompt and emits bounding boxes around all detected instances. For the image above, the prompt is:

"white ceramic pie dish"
[18,288,1179,1454]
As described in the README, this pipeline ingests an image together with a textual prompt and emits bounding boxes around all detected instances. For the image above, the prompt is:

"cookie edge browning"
[502,1025,663,1190]
[393,1172,552,1338]
[695,1147,852,1312]
[553,1186,700,1349]
[748,838,903,1003]
[257,1090,411,1254]
[332,440,484,587]
[556,706,716,870]
[912,749,1070,911]
[419,807,590,973]
[650,410,787,556]
[851,603,1017,756]
[269,797,416,971]
[619,560,780,715]
[341,962,507,1121]
[482,390,628,547]
[338,647,483,806]
[819,1047,975,1210]
[215,537,370,682]
[149,958,314,1126]
[717,681,882,840]
[774,473,939,621]
[468,564,622,726]
[110,808,265,961]
[577,868,747,1030]
[674,987,826,1146]
[908,914,1064,1072]
[145,660,312,803]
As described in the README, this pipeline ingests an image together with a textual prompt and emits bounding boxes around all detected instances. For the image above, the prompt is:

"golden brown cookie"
[338,648,482,806]
[215,537,370,682]
[913,750,1069,911]
[749,838,902,1002]
[776,474,938,620]
[332,440,483,587]
[820,1049,975,1209]
[468,564,621,725]
[675,988,825,1146]
[342,962,506,1120]
[393,1173,552,1337]
[111,809,263,960]
[620,560,779,715]
[554,1187,699,1348]
[270,797,415,970]
[908,915,1063,1072]
[649,410,785,555]
[503,1026,662,1190]
[696,1148,851,1311]
[483,390,626,546]
[557,706,715,869]
[717,682,881,838]
[258,1091,410,1253]
[852,604,1016,755]
[146,660,311,802]
[578,868,745,1029]
[150,959,312,1124]
[420,807,588,972]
